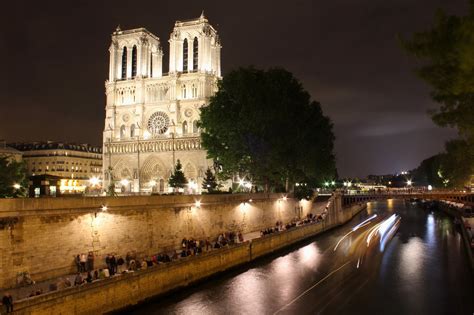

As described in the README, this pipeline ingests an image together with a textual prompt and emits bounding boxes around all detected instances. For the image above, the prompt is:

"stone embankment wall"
[0,194,318,289]
[11,201,366,315]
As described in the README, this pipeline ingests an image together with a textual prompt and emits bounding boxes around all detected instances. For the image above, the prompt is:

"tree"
[0,156,28,198]
[199,67,336,192]
[202,168,218,193]
[168,159,187,191]
[401,3,474,187]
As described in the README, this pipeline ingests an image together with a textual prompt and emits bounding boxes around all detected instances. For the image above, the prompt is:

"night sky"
[1,0,468,177]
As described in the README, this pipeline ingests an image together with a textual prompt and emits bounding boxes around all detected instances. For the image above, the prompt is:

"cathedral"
[102,13,221,193]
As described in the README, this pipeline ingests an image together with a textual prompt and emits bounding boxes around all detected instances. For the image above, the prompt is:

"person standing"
[75,255,81,273]
[87,252,94,272]
[79,253,87,272]
[2,293,13,313]
[110,255,117,275]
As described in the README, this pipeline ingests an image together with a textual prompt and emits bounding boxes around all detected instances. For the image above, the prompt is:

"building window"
[192,84,197,98]
[183,39,188,72]
[182,121,188,134]
[132,45,137,78]
[120,125,126,139]
[150,54,153,77]
[182,85,187,99]
[130,124,136,138]
[193,37,198,71]
[193,120,199,133]
[121,47,127,79]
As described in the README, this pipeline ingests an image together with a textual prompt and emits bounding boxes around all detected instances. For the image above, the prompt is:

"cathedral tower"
[103,15,221,194]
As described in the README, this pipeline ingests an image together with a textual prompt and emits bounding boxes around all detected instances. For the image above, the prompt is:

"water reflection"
[399,237,425,286]
[228,269,267,315]
[425,213,435,246]
[128,200,474,315]
[298,243,322,269]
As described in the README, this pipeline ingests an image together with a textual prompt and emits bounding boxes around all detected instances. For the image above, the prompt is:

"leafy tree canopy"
[402,2,474,186]
[199,67,336,191]
[401,6,474,137]
[0,156,28,198]
[412,139,472,188]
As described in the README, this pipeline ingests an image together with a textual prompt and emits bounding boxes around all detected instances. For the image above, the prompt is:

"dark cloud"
[0,0,468,177]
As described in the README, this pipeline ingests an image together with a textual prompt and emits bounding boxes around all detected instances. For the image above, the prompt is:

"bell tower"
[108,26,163,81]
[168,12,221,76]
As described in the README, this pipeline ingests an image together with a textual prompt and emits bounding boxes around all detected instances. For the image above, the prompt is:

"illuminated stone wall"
[0,193,321,289]
[11,201,366,315]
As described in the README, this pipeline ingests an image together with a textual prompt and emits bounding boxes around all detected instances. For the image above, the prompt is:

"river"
[123,199,474,315]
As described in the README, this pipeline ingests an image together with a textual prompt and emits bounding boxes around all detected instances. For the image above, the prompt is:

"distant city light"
[13,183,21,189]
[407,180,413,186]
[101,205,108,212]
[195,200,201,208]
[427,185,433,191]
[120,179,130,186]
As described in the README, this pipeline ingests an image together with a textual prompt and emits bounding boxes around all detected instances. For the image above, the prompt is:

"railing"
[341,190,474,207]
[104,136,202,154]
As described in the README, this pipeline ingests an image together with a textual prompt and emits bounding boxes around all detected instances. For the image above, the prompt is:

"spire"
[200,10,205,19]
[115,25,121,32]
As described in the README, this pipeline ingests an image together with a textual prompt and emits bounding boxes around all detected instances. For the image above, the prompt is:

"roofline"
[112,27,160,42]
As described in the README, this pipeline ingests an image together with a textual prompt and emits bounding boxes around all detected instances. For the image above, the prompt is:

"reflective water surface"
[124,200,473,315]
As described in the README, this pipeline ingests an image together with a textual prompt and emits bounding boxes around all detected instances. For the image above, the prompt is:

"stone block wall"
[0,193,318,289]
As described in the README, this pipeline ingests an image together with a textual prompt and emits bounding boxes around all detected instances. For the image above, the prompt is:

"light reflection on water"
[399,237,426,285]
[425,213,435,246]
[227,269,267,315]
[128,200,474,315]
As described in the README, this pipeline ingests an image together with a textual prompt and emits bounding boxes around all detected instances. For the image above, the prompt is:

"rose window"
[147,111,170,135]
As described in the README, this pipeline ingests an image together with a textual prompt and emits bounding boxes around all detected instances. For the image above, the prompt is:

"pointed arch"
[183,162,197,180]
[112,158,133,180]
[182,121,188,135]
[140,155,166,184]
[121,47,127,79]
[182,84,187,99]
[131,45,137,78]
[193,37,198,71]
[183,39,188,72]
[120,125,126,139]
[193,120,199,133]
[130,124,136,138]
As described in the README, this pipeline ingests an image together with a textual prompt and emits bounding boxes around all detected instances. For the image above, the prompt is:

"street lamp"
[13,183,21,190]
[406,179,413,186]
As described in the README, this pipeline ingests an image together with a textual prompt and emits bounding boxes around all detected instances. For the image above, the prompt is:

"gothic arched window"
[120,125,126,139]
[183,39,188,72]
[182,84,187,99]
[130,124,136,138]
[193,120,199,133]
[193,37,198,71]
[192,84,197,98]
[182,121,188,134]
[121,47,127,79]
[131,45,137,78]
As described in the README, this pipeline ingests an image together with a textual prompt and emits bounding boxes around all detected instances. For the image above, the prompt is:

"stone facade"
[103,13,222,193]
[0,194,315,289]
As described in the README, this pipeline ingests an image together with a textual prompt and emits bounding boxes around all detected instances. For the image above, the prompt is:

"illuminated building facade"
[103,13,221,193]
[9,142,102,193]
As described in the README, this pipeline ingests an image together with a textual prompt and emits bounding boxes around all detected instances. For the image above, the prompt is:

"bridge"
[341,191,474,208]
